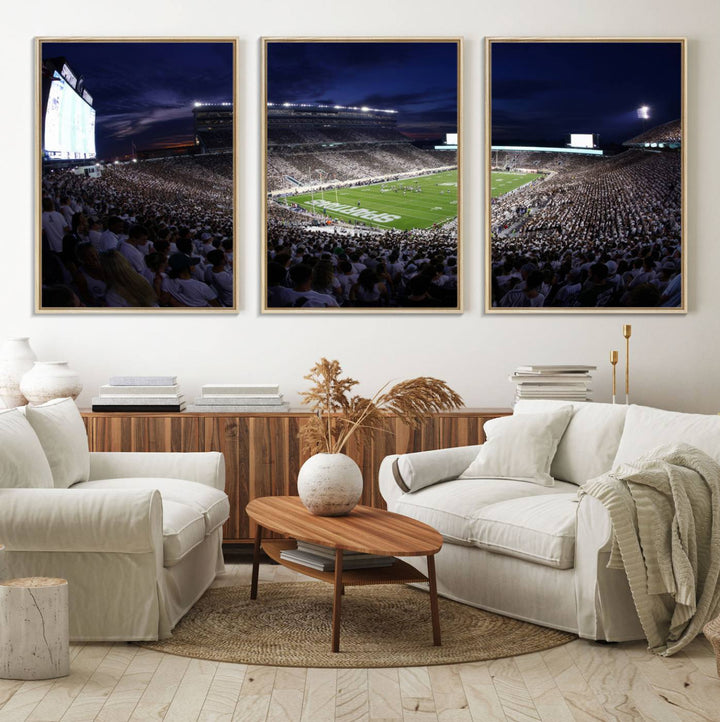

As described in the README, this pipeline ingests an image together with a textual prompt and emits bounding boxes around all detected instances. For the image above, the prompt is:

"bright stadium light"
[637,105,650,120]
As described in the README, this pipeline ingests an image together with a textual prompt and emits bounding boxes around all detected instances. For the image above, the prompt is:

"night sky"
[491,41,682,148]
[266,42,459,140]
[42,41,234,159]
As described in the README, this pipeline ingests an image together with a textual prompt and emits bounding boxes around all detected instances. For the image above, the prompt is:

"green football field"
[285,170,457,231]
[491,171,544,198]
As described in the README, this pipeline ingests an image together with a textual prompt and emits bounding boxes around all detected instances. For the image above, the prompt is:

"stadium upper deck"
[267,103,410,149]
[266,103,454,192]
[623,119,681,149]
[193,103,233,153]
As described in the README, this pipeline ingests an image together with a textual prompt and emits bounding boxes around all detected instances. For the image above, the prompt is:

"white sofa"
[380,400,720,641]
[0,398,229,642]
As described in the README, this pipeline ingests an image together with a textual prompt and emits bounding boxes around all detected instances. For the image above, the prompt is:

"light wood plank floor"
[1,562,718,722]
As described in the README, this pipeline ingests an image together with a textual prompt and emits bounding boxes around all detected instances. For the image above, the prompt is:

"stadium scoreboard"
[568,133,598,150]
[42,57,96,161]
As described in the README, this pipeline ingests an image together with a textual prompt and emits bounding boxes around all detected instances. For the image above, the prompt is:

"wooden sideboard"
[81,408,510,543]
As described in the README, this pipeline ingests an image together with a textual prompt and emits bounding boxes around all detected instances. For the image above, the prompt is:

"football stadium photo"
[487,39,684,312]
[38,39,236,311]
[263,39,461,311]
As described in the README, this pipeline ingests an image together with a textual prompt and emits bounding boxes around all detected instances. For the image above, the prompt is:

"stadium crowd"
[266,209,458,308]
[267,146,453,192]
[40,155,234,308]
[624,119,682,147]
[493,150,597,174]
[490,148,682,308]
[266,117,454,192]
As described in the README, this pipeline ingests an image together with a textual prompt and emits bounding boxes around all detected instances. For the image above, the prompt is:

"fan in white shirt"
[41,198,68,253]
[204,249,234,307]
[163,254,220,307]
[95,217,124,252]
[117,225,151,275]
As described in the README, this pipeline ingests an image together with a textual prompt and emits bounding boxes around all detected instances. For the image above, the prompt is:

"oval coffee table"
[246,496,443,653]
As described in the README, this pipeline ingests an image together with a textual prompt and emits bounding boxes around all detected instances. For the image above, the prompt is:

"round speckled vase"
[19,362,82,406]
[297,453,363,516]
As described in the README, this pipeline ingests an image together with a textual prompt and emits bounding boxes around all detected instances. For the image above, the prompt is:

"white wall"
[4,0,720,412]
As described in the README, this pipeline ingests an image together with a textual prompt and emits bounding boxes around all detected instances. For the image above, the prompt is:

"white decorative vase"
[297,453,363,516]
[0,338,37,407]
[20,362,82,406]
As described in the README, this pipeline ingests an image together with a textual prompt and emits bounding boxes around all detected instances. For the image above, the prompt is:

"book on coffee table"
[280,546,395,572]
[296,540,392,562]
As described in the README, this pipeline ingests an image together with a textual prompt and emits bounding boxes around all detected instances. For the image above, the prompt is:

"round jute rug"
[139,583,576,668]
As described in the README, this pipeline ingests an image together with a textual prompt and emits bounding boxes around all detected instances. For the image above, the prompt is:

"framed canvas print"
[36,38,237,312]
[262,38,462,313]
[486,38,686,313]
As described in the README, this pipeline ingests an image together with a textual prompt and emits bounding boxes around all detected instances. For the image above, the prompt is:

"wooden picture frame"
[485,38,686,313]
[36,37,237,312]
[262,37,462,313]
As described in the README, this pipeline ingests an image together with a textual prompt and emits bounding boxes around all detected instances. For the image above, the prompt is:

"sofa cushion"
[162,500,207,567]
[0,408,54,488]
[392,477,578,552]
[24,398,90,489]
[73,477,229,535]
[514,400,627,485]
[460,407,573,486]
[613,404,720,468]
[471,494,578,569]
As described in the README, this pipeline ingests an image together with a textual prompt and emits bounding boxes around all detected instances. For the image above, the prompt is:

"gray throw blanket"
[579,443,720,656]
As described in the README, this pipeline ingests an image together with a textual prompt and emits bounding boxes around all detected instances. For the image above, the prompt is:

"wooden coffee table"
[246,496,443,653]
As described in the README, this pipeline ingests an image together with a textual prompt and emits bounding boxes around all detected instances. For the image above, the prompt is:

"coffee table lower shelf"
[263,539,430,586]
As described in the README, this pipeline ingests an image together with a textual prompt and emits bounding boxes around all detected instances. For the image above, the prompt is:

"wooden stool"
[0,577,69,680]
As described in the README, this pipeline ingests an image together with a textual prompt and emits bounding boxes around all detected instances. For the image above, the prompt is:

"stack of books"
[92,376,184,412]
[280,541,395,572]
[190,384,290,413]
[510,365,596,403]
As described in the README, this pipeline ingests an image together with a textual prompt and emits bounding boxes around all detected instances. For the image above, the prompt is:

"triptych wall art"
[35,36,685,314]
[37,38,237,312]
[486,38,685,313]
[262,38,461,313]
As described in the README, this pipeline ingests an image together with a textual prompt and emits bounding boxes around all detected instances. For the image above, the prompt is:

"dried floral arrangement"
[299,358,463,454]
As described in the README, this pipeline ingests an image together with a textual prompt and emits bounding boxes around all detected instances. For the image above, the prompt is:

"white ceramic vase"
[297,453,363,516]
[0,337,37,407]
[20,362,83,406]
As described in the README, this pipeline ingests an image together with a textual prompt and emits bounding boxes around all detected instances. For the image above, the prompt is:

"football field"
[491,171,544,198]
[285,170,457,231]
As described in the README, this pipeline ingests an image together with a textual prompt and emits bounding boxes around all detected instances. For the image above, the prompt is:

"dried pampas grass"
[299,358,463,454]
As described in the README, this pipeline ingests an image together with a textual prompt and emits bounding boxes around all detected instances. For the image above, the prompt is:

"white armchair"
[0,399,229,641]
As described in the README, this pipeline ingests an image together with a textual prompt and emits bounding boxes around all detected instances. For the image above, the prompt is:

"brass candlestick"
[610,350,619,404]
[623,324,632,404]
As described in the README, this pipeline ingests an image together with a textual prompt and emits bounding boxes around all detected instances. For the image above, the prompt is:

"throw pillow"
[459,406,573,486]
[24,398,90,489]
[612,404,720,468]
[513,400,628,484]
[0,408,54,488]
